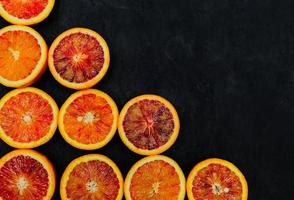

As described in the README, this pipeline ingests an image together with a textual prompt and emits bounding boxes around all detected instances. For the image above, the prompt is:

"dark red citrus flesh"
[53,32,105,83]
[66,160,120,200]
[0,92,54,143]
[122,99,175,150]
[192,164,243,200]
[130,160,181,200]
[0,30,41,81]
[0,0,48,19]
[0,155,49,200]
[63,93,114,144]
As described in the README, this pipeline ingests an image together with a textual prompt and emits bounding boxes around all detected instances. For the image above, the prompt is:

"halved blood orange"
[0,149,55,200]
[0,0,55,25]
[118,94,180,155]
[0,25,47,88]
[48,28,110,90]
[0,87,58,148]
[125,155,186,200]
[60,154,123,200]
[58,89,118,150]
[187,158,248,200]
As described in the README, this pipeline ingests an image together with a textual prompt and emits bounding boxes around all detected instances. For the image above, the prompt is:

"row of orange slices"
[0,149,248,200]
[0,87,180,155]
[0,25,110,90]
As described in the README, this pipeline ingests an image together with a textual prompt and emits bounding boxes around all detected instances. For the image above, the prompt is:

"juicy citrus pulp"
[0,25,47,88]
[0,87,58,148]
[118,95,180,155]
[0,0,55,25]
[0,149,55,200]
[48,28,110,89]
[59,89,118,150]
[187,158,248,200]
[125,155,186,200]
[60,154,123,200]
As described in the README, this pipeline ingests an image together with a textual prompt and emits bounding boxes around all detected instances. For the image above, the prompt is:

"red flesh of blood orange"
[0,0,48,19]
[123,99,175,150]
[66,160,120,199]
[53,33,105,83]
[192,163,243,200]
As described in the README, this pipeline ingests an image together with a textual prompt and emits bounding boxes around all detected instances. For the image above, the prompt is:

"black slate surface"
[0,0,293,199]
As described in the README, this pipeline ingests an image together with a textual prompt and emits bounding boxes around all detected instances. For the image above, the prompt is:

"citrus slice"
[0,0,55,25]
[60,154,123,200]
[0,149,55,200]
[48,28,110,90]
[187,158,248,200]
[125,155,186,200]
[0,87,58,148]
[0,25,47,88]
[118,94,180,155]
[59,89,118,150]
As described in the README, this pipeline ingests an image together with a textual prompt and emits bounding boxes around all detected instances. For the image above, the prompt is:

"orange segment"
[60,154,123,200]
[48,28,110,90]
[118,95,180,155]
[187,158,248,200]
[0,0,55,25]
[0,25,47,88]
[125,155,186,200]
[0,149,56,200]
[59,89,118,150]
[0,87,58,148]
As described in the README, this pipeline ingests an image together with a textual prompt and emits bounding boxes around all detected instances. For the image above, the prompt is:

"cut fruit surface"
[187,158,248,200]
[0,149,55,200]
[48,28,110,90]
[118,95,180,155]
[0,0,55,25]
[0,87,58,148]
[125,155,186,200]
[59,89,118,150]
[60,154,123,200]
[0,25,47,88]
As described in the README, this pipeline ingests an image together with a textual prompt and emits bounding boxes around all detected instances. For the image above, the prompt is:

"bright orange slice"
[0,0,55,25]
[125,155,186,200]
[59,89,118,150]
[48,28,110,90]
[60,154,123,200]
[0,25,47,88]
[0,87,58,148]
[0,149,56,200]
[118,94,180,155]
[187,158,248,200]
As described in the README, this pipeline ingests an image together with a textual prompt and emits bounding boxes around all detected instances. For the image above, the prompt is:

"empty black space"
[1,0,294,199]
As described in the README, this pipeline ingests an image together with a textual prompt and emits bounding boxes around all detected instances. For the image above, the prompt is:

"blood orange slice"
[125,155,186,200]
[58,89,118,150]
[0,149,55,200]
[0,0,55,25]
[0,25,47,88]
[48,28,110,90]
[0,87,58,148]
[118,95,180,155]
[60,154,123,200]
[187,158,248,200]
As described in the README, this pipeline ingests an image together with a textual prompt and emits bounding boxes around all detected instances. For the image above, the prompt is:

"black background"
[0,0,293,199]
